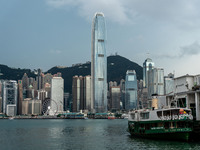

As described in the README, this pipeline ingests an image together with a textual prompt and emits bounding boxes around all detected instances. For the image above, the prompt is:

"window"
[98,54,104,57]
[140,112,149,119]
[157,111,162,118]
[131,113,135,119]
[98,39,104,42]
[98,78,104,81]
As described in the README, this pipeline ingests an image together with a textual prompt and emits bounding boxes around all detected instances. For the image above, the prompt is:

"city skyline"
[1,1,200,77]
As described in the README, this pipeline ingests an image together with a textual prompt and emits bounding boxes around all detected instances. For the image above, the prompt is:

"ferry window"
[157,111,162,117]
[131,113,135,119]
[177,98,186,108]
[140,113,149,119]
[163,111,170,116]
[171,110,179,116]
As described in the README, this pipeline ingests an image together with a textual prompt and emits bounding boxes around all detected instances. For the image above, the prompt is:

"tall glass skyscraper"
[91,12,107,113]
[125,70,138,110]
[143,58,154,88]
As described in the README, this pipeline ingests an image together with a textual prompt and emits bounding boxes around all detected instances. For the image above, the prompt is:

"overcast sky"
[1,0,200,77]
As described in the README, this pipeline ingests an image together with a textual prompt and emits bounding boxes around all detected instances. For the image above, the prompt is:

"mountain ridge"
[0,55,143,93]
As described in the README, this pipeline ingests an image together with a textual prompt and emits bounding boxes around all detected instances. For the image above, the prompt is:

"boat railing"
[160,114,193,121]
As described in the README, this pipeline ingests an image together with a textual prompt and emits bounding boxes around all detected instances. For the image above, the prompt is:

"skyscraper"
[143,58,155,88]
[125,70,138,110]
[2,80,18,116]
[84,76,92,111]
[91,12,107,113]
[72,76,81,112]
[50,77,64,115]
[148,68,164,98]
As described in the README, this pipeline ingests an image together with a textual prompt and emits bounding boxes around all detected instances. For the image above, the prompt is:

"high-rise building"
[84,76,92,111]
[72,76,81,112]
[64,92,70,111]
[91,12,107,113]
[0,81,2,113]
[120,79,125,109]
[50,77,64,115]
[2,80,18,116]
[109,86,121,112]
[22,98,41,115]
[22,73,29,89]
[143,58,155,88]
[18,80,23,115]
[148,68,164,98]
[125,70,138,110]
[36,69,44,90]
[0,97,2,113]
[164,73,174,95]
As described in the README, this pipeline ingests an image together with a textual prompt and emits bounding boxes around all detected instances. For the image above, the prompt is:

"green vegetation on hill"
[47,55,143,93]
[0,55,143,93]
[0,64,36,81]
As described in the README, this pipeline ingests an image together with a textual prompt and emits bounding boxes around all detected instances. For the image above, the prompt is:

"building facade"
[2,80,18,116]
[50,77,64,115]
[84,76,92,111]
[91,12,107,113]
[125,70,138,110]
[72,76,81,112]
[143,58,154,88]
[148,68,164,98]
[109,86,121,112]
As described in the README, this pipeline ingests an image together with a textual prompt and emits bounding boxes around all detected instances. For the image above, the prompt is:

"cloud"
[45,0,131,24]
[179,41,200,57]
[45,0,200,27]
[156,41,200,59]
[49,50,62,54]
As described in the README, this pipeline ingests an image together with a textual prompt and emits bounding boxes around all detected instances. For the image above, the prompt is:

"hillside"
[0,55,143,93]
[0,64,36,81]
[47,55,143,93]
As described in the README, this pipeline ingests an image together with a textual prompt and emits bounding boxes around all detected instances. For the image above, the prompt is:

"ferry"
[128,97,193,141]
[108,113,115,119]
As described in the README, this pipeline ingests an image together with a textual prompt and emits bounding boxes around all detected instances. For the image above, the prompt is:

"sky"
[1,0,200,77]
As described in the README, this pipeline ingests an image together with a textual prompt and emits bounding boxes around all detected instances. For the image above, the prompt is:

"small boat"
[128,96,193,141]
[84,117,88,120]
[9,117,14,120]
[108,113,115,119]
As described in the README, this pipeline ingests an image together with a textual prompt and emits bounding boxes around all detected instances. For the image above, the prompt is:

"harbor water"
[0,119,200,150]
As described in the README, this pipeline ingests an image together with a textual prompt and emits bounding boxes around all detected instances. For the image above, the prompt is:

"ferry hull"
[129,131,190,141]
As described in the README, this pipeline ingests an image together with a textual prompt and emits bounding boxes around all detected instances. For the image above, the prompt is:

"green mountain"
[0,64,36,81]
[47,55,143,93]
[0,55,143,93]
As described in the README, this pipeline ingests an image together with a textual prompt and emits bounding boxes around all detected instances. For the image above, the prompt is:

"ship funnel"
[152,96,158,110]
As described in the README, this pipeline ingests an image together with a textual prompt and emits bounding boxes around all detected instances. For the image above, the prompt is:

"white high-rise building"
[2,80,18,116]
[91,12,107,113]
[84,76,92,111]
[50,77,64,115]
